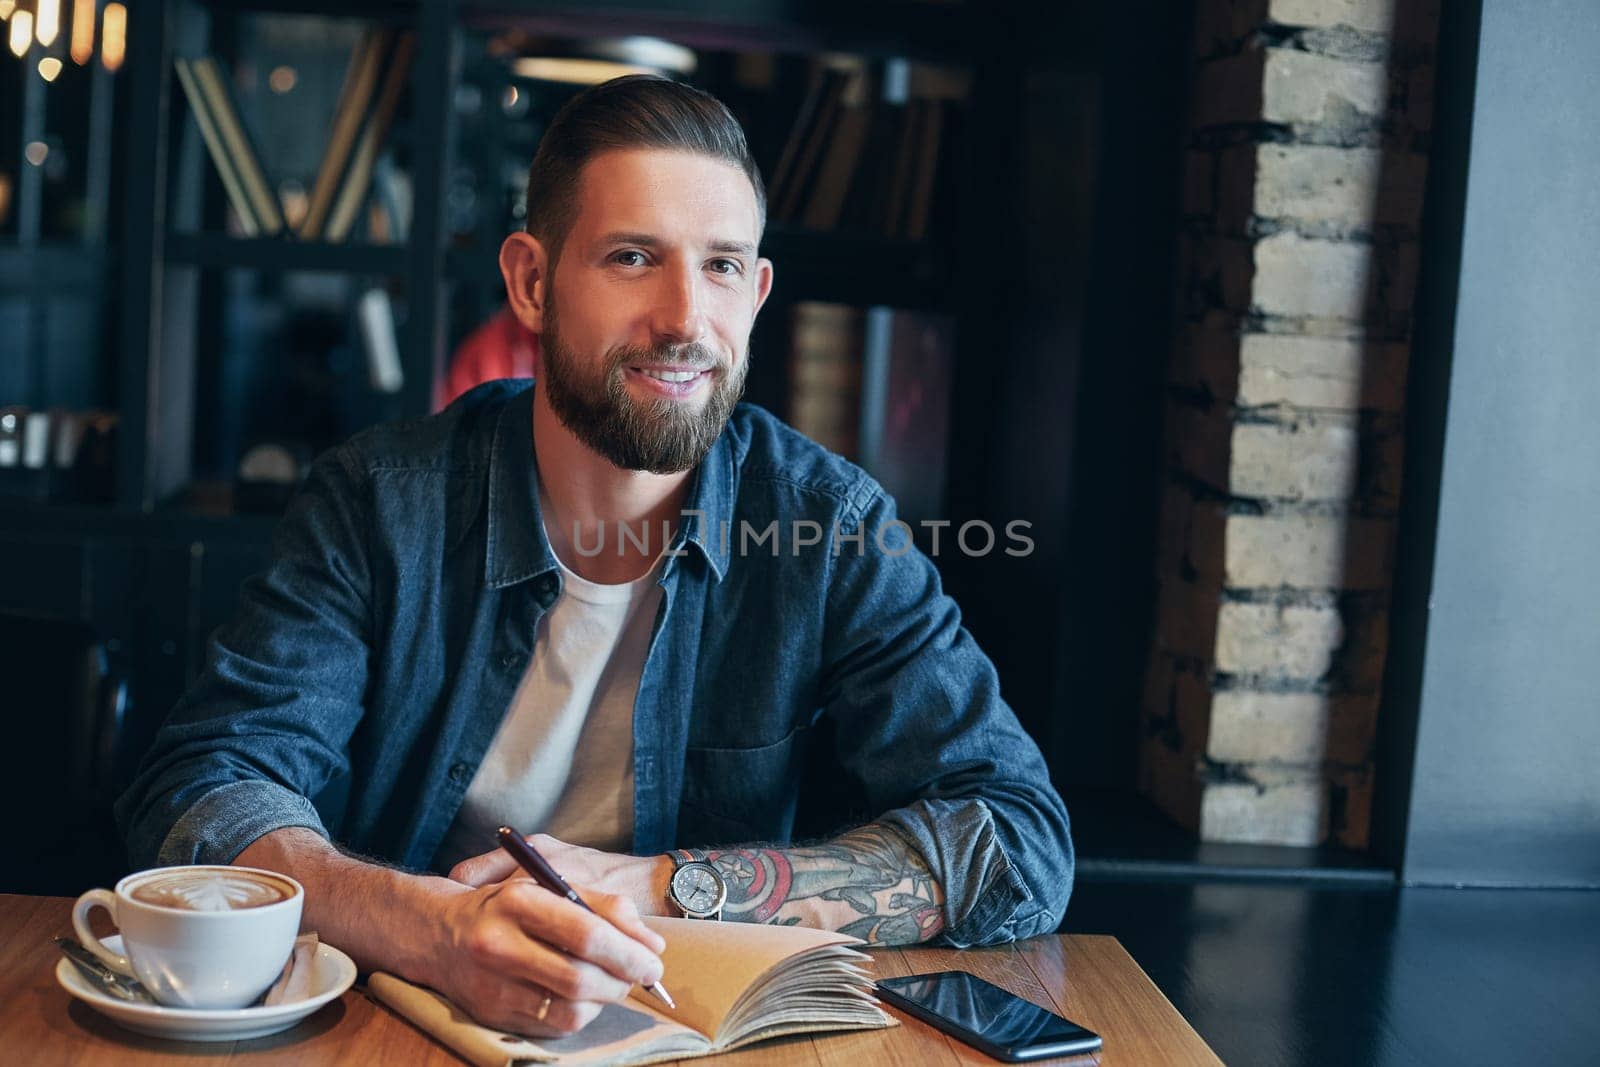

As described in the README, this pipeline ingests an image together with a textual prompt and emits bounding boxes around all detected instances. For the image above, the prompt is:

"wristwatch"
[668,857,727,920]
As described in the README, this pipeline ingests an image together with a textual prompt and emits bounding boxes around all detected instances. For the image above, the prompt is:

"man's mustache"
[608,343,723,373]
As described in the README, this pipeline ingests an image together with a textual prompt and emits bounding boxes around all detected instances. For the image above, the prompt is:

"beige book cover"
[367,916,894,1067]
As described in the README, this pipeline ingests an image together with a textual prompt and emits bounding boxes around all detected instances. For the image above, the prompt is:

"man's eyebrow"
[596,232,756,257]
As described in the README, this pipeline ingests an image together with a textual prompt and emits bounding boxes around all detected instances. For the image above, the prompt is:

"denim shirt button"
[449,762,473,784]
[500,652,521,669]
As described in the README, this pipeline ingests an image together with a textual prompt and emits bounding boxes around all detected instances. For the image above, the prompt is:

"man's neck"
[530,388,693,585]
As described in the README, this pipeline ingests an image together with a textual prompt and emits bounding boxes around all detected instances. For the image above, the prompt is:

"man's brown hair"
[523,75,766,266]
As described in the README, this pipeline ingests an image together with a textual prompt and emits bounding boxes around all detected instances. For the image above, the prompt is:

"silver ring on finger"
[537,992,553,1022]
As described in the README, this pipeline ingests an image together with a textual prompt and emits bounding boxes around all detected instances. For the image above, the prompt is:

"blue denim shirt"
[116,382,1073,946]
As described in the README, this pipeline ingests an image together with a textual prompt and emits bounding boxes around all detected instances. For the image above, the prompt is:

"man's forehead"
[570,148,761,244]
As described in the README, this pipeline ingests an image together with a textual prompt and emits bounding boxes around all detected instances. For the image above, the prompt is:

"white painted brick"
[1267,0,1396,34]
[1238,332,1408,412]
[1215,601,1343,679]
[1229,414,1360,501]
[1254,145,1428,229]
[1207,689,1382,766]
[1201,773,1327,845]
[1223,512,1393,589]
[1261,48,1387,127]
[1252,232,1372,321]
[1209,689,1332,763]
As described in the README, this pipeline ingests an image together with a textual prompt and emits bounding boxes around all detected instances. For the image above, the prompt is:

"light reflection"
[39,56,63,82]
[36,0,60,47]
[9,10,32,58]
[25,142,50,167]
[100,2,124,72]
[71,0,95,65]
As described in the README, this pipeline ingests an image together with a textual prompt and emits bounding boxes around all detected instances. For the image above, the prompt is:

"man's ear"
[500,231,550,333]
[753,257,775,318]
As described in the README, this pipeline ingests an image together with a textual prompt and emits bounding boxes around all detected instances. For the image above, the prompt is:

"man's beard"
[538,297,748,475]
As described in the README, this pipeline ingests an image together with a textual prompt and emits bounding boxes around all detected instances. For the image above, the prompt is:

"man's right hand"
[233,827,665,1037]
[431,877,666,1036]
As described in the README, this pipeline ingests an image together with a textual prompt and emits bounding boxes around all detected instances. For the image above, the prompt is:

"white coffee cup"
[72,865,304,1009]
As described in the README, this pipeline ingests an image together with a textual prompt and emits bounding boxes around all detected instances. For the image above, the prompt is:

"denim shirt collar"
[483,389,734,589]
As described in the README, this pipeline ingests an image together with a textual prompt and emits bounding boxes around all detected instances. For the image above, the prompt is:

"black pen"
[495,825,676,1010]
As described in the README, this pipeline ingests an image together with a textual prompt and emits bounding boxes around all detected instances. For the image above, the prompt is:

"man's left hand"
[449,834,675,919]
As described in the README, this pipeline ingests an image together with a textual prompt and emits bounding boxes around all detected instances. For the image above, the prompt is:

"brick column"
[1142,0,1439,847]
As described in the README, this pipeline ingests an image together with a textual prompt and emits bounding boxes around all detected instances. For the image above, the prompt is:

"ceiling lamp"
[504,36,697,86]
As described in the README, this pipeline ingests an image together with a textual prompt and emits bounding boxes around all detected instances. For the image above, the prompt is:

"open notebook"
[367,916,895,1066]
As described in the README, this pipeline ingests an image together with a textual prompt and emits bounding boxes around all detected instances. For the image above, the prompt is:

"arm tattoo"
[678,823,945,945]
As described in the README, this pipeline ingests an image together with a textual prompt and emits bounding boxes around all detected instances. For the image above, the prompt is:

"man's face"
[537,148,772,474]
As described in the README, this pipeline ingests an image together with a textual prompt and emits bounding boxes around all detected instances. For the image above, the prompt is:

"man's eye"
[613,250,647,267]
[708,258,743,276]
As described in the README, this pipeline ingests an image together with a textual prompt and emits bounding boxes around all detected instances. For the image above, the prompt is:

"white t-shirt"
[435,550,662,871]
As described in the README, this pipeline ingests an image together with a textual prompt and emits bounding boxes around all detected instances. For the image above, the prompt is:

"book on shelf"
[367,917,893,1067]
[325,32,416,244]
[799,73,874,232]
[767,65,849,220]
[189,57,286,235]
[773,64,857,223]
[859,307,955,523]
[789,302,865,460]
[766,60,968,241]
[898,65,968,241]
[788,301,955,519]
[355,288,404,394]
[174,57,260,237]
[301,28,393,241]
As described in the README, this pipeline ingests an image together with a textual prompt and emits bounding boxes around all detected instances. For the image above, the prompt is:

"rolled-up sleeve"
[115,446,374,869]
[821,485,1074,947]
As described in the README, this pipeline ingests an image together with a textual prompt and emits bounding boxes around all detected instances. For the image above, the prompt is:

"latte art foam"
[129,870,293,911]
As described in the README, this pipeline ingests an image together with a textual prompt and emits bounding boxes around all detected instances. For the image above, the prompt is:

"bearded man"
[118,75,1073,1038]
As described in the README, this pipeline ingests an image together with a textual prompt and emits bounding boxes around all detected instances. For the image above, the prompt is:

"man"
[117,76,1072,1038]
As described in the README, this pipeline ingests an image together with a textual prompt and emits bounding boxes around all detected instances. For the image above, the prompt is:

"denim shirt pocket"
[679,725,810,846]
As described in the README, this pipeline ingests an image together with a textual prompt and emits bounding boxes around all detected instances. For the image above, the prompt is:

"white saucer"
[56,935,358,1042]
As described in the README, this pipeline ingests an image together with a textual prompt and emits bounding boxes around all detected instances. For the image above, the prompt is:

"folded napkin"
[367,973,561,1067]
[262,933,320,1006]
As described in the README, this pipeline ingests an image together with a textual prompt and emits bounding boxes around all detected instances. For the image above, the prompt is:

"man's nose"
[650,264,707,346]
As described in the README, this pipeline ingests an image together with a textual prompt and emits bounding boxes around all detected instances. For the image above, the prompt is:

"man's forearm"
[234,827,467,978]
[680,822,945,945]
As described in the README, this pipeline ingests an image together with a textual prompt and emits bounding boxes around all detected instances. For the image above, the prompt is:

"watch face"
[671,862,726,917]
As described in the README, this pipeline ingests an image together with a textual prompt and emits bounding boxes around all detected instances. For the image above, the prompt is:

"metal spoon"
[54,937,159,1004]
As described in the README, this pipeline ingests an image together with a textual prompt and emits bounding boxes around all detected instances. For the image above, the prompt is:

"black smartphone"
[876,971,1102,1062]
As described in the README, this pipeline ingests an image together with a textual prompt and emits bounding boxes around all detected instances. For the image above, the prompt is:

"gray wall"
[1395,0,1600,886]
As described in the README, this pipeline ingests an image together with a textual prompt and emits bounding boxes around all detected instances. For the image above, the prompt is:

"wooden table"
[0,894,1221,1065]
